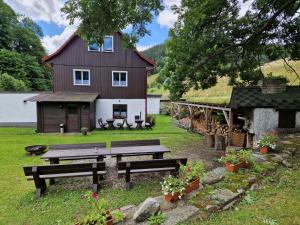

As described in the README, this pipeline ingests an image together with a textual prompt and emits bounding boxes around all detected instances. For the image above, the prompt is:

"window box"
[73,69,90,86]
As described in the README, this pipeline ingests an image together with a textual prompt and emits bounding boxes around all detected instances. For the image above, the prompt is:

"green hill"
[142,44,165,71]
[148,59,300,104]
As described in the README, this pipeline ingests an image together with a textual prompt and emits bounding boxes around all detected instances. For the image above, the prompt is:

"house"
[230,77,300,139]
[25,32,155,132]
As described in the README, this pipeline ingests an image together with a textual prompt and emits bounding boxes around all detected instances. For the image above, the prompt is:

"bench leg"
[125,169,131,190]
[92,183,99,193]
[49,158,59,185]
[92,164,99,193]
[117,155,122,163]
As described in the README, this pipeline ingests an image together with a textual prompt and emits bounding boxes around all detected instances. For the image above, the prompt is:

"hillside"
[142,44,165,71]
[148,59,300,104]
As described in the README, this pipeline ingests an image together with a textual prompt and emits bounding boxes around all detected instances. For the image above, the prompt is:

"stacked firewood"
[212,122,229,135]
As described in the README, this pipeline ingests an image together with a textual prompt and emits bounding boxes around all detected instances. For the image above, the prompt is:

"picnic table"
[135,119,144,129]
[106,118,115,129]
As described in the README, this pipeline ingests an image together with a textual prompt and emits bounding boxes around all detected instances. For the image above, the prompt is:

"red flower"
[92,193,98,199]
[271,130,278,136]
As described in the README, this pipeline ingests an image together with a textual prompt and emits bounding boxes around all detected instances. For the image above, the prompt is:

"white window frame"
[73,69,91,86]
[112,71,128,87]
[88,43,101,52]
[102,35,114,52]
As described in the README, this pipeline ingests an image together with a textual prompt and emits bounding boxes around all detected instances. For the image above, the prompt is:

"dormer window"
[73,69,90,86]
[88,43,100,51]
[112,71,127,87]
[102,36,113,52]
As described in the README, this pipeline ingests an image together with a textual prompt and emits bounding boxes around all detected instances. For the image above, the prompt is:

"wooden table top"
[41,145,170,159]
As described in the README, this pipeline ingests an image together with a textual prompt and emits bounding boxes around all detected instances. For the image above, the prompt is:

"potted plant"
[238,149,255,166]
[220,153,244,173]
[161,175,185,202]
[77,192,113,225]
[111,209,124,224]
[81,127,88,136]
[180,161,205,193]
[257,133,278,154]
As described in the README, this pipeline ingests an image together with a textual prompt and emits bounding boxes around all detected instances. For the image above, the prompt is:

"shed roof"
[230,86,300,110]
[24,92,99,102]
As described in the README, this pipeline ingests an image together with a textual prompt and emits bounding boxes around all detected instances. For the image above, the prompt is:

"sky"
[4,0,253,54]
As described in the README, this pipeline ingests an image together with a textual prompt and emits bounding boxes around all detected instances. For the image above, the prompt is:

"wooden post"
[125,162,131,190]
[177,104,181,121]
[92,163,99,193]
[228,111,233,146]
[188,105,194,131]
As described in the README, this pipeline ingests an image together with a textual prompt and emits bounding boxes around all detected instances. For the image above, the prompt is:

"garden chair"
[125,119,133,129]
[117,119,125,129]
[97,118,108,129]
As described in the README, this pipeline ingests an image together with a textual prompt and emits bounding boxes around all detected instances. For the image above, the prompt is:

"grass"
[0,115,203,225]
[148,60,300,104]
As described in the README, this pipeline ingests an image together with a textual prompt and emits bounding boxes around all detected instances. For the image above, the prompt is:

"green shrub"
[148,212,166,225]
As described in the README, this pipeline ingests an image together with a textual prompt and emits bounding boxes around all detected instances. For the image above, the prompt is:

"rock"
[250,183,259,191]
[279,153,290,159]
[237,188,245,194]
[286,147,297,155]
[133,198,160,222]
[226,146,243,153]
[252,153,268,163]
[120,205,136,219]
[210,189,240,206]
[222,199,238,210]
[154,195,177,211]
[162,204,199,225]
[282,159,292,168]
[205,205,220,212]
[280,140,294,145]
[248,176,258,185]
[268,154,284,163]
[202,167,226,185]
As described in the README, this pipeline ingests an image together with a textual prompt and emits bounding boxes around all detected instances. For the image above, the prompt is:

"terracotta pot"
[164,192,180,202]
[260,146,269,154]
[185,178,200,193]
[226,161,246,173]
[106,213,113,225]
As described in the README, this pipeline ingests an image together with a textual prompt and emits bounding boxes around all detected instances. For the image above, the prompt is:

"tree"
[160,0,300,100]
[62,0,164,47]
[0,73,28,91]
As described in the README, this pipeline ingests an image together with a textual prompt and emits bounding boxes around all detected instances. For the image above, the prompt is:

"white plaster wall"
[95,99,145,128]
[296,112,300,128]
[253,108,278,139]
[147,97,160,114]
[0,93,37,123]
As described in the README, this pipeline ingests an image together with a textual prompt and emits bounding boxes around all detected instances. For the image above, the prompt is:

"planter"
[185,178,200,193]
[164,192,180,202]
[81,131,87,135]
[205,134,215,148]
[106,215,113,225]
[25,145,47,155]
[226,161,246,173]
[215,134,226,151]
[260,146,269,154]
[231,132,246,147]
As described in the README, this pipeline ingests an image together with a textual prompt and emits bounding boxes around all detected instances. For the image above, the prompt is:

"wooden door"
[278,110,296,128]
[66,104,80,132]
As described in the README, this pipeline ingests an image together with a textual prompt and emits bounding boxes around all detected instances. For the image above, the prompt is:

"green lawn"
[0,115,202,225]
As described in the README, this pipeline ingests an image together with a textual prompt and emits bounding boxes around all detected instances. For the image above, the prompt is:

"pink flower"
[92,193,98,199]
[271,130,278,136]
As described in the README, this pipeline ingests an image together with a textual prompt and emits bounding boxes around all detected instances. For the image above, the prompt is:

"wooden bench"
[117,158,187,189]
[111,139,160,147]
[49,143,106,150]
[47,143,107,161]
[23,162,106,198]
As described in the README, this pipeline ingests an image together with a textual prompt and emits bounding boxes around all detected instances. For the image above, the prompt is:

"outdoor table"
[41,148,108,184]
[135,119,144,129]
[110,145,170,161]
[106,118,115,129]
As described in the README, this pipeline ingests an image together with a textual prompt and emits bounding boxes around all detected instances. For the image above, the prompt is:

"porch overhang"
[24,92,99,103]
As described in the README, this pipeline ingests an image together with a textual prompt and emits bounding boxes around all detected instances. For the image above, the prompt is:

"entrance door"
[66,104,80,132]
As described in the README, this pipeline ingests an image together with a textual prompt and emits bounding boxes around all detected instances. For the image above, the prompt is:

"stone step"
[162,204,199,225]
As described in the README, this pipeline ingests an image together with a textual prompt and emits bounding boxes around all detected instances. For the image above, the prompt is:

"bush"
[160,103,171,115]
[0,73,28,91]
[148,212,166,225]
[146,115,156,126]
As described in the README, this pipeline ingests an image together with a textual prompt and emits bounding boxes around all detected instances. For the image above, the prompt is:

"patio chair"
[117,119,125,129]
[125,119,133,129]
[97,118,108,129]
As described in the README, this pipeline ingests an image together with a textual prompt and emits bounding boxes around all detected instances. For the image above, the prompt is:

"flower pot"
[106,212,113,225]
[260,146,269,154]
[226,161,246,173]
[185,178,200,193]
[205,134,215,148]
[164,192,180,202]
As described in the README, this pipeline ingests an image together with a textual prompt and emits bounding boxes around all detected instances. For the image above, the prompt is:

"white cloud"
[239,0,255,17]
[4,0,68,26]
[41,25,77,54]
[157,0,181,28]
[136,44,154,52]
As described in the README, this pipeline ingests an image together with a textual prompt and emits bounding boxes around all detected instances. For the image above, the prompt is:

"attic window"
[102,36,113,52]
[112,71,127,87]
[73,69,90,86]
[88,43,100,51]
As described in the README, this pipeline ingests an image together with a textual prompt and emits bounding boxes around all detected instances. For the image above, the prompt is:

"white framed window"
[73,69,91,86]
[112,71,128,87]
[102,36,114,52]
[88,43,100,51]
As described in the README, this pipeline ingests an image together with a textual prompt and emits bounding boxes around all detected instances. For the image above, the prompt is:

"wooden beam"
[228,111,233,146]
[175,102,231,112]
[222,110,230,126]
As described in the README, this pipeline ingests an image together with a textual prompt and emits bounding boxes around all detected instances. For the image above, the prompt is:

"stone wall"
[252,108,278,139]
[296,112,300,128]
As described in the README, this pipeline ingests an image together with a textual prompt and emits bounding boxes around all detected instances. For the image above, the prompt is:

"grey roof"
[230,86,300,110]
[24,92,99,102]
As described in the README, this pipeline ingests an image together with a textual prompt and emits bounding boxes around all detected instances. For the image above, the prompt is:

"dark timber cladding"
[45,33,153,99]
